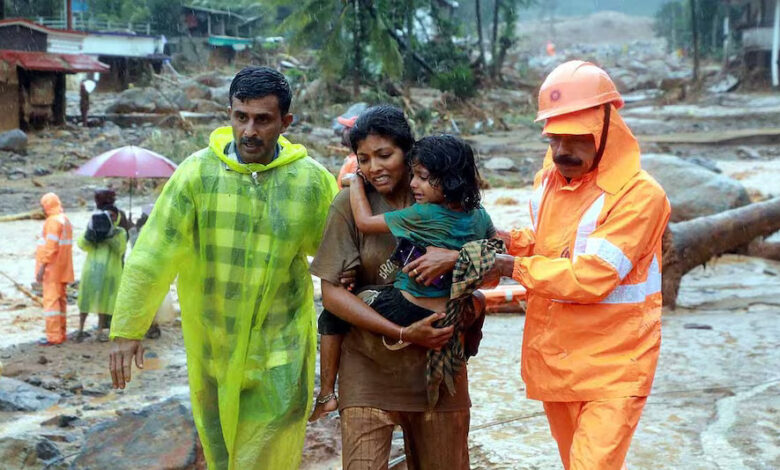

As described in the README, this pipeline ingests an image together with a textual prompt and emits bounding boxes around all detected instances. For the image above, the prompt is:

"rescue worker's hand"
[109,337,144,389]
[339,269,357,292]
[495,229,512,247]
[402,247,458,286]
[404,313,454,350]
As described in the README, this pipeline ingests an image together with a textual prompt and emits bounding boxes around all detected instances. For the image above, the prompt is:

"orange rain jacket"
[509,105,670,402]
[35,193,74,284]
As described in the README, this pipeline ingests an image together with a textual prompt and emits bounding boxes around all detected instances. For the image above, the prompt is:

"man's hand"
[402,246,458,286]
[403,312,454,350]
[109,338,144,389]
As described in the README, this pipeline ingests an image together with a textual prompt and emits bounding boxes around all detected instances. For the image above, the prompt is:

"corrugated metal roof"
[0,50,109,73]
[0,18,85,37]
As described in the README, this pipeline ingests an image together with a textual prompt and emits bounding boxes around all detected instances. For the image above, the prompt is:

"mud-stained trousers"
[43,282,68,344]
[543,396,647,470]
[340,406,470,470]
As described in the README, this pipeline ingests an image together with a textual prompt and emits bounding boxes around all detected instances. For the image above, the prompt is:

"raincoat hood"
[209,126,307,174]
[40,192,63,216]
[541,104,640,195]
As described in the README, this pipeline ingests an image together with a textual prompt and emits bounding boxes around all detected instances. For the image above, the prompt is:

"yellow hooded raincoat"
[110,127,338,469]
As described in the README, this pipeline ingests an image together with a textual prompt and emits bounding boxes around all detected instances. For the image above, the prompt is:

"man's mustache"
[553,154,582,166]
[240,137,264,148]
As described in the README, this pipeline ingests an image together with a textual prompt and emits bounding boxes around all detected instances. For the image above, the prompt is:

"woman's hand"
[402,246,458,286]
[403,312,454,350]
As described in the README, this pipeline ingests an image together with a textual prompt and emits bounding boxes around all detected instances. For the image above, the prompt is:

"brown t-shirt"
[310,189,471,412]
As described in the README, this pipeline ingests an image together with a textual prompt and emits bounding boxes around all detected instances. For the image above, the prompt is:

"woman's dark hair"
[410,135,482,211]
[348,105,414,156]
[229,66,292,115]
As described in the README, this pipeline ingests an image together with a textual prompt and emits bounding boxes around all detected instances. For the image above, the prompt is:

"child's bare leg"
[309,333,342,422]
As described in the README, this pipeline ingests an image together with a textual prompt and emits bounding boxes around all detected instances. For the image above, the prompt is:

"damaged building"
[0,50,107,132]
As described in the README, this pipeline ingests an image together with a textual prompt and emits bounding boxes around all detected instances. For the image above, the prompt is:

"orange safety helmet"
[536,60,624,122]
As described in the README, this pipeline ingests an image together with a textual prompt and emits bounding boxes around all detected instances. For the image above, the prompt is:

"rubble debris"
[0,271,43,306]
[0,129,28,153]
[0,377,61,412]
[106,88,179,114]
[70,398,201,470]
[484,157,517,172]
[0,437,63,470]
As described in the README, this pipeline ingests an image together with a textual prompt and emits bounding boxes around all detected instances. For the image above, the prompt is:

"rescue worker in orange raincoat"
[492,60,671,469]
[35,192,74,345]
[335,114,358,189]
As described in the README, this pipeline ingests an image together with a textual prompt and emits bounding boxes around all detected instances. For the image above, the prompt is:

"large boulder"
[642,153,751,222]
[70,398,200,470]
[0,437,64,470]
[0,129,28,152]
[106,88,178,114]
[0,377,60,411]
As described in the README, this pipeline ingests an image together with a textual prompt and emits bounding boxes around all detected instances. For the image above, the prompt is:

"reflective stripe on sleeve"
[584,237,633,280]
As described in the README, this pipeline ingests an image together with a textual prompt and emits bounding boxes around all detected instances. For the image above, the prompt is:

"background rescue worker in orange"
[335,114,358,188]
[492,61,671,469]
[35,192,74,345]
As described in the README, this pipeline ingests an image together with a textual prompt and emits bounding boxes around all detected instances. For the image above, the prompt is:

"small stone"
[35,439,60,461]
[0,129,28,152]
[38,355,49,365]
[683,323,713,330]
[484,157,517,172]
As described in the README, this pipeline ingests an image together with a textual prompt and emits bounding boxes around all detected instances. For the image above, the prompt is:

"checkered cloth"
[426,238,506,407]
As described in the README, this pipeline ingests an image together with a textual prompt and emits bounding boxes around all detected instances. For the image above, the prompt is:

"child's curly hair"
[409,135,482,211]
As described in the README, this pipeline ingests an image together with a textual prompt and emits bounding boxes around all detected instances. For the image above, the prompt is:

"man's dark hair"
[349,105,414,156]
[228,66,292,115]
[409,135,483,211]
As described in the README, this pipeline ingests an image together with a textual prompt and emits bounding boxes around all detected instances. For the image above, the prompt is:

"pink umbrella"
[75,145,178,218]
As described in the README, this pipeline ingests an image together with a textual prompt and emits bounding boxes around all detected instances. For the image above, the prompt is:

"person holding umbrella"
[107,66,338,470]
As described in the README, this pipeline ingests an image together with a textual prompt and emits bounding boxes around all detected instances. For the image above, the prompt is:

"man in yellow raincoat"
[35,192,74,345]
[108,66,338,469]
[493,61,671,469]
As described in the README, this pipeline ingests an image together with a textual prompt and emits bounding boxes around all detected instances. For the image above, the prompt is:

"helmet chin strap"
[593,103,611,168]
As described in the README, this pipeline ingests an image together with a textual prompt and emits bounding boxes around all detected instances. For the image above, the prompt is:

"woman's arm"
[321,280,454,349]
[349,175,390,234]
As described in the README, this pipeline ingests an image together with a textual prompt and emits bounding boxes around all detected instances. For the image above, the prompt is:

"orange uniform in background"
[508,61,671,469]
[35,193,74,344]
[336,153,358,189]
[336,114,359,189]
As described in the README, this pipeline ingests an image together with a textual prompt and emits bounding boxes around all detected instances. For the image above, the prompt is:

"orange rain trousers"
[543,397,647,470]
[43,282,68,344]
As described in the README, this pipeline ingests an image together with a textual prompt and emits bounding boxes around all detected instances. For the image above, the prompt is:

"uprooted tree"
[662,197,780,308]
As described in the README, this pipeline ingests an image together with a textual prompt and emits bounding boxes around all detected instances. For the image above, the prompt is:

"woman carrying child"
[310,105,496,469]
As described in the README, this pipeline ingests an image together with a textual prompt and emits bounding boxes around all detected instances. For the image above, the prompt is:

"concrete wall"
[82,34,161,58]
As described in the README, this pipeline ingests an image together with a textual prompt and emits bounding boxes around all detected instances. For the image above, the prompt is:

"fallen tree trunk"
[662,197,780,308]
[0,271,43,307]
[746,240,780,261]
[0,210,45,223]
